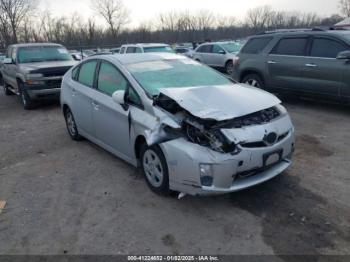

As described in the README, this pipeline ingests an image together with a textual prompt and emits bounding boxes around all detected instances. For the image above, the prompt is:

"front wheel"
[242,74,264,89]
[140,144,169,194]
[19,83,34,110]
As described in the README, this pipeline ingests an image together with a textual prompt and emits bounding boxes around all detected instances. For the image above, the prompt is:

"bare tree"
[0,0,37,43]
[246,5,274,30]
[339,0,350,17]
[91,0,130,38]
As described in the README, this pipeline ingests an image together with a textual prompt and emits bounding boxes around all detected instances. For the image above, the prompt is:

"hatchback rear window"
[241,37,272,54]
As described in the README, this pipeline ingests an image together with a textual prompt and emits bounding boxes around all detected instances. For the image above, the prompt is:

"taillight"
[233,56,240,66]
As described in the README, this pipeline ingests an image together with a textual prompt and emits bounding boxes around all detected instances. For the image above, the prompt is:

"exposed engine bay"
[154,93,281,154]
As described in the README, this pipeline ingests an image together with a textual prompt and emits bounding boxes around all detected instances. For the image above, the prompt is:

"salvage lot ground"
[0,88,349,257]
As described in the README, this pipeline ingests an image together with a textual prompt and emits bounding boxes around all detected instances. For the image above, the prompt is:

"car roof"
[91,53,185,65]
[254,29,350,38]
[9,43,63,48]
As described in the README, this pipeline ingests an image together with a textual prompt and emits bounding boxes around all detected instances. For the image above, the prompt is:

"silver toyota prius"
[61,53,295,196]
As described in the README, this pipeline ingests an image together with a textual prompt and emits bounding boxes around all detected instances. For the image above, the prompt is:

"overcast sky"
[40,0,340,26]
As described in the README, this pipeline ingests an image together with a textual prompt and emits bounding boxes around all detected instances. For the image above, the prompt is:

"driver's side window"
[97,62,128,96]
[212,45,224,54]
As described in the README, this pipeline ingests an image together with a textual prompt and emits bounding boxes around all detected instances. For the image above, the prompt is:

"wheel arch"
[134,135,147,160]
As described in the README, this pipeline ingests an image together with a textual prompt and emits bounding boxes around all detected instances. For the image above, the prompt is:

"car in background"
[119,43,175,54]
[61,53,294,196]
[192,41,242,74]
[70,51,88,61]
[0,43,77,109]
[174,47,193,58]
[110,47,121,54]
[83,50,96,56]
[232,29,350,103]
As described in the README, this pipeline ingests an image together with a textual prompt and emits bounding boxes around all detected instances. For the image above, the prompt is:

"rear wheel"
[64,108,82,141]
[3,82,13,96]
[140,144,169,194]
[242,74,264,89]
[18,82,34,110]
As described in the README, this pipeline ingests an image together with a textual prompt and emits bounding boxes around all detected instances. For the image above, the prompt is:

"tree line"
[0,0,348,51]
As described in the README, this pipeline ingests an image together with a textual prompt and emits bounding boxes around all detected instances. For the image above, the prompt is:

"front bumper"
[23,77,62,100]
[160,116,295,196]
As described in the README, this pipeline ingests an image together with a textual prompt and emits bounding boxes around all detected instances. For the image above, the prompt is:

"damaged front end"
[152,92,283,154]
[153,93,238,154]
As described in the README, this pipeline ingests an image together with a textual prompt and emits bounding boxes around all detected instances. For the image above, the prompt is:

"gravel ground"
[0,88,349,258]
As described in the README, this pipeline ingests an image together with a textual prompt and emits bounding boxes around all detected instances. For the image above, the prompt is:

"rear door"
[267,36,309,91]
[194,45,212,64]
[71,60,98,136]
[300,36,348,97]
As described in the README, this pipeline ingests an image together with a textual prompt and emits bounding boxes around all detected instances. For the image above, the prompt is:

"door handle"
[92,101,99,110]
[267,60,276,64]
[305,63,317,67]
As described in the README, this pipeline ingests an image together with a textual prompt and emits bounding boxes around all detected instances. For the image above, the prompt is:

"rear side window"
[120,47,126,54]
[126,47,135,53]
[241,37,272,54]
[97,62,128,96]
[271,38,308,56]
[78,61,97,87]
[310,38,347,58]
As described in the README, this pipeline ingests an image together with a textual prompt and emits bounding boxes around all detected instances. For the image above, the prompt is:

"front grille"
[235,160,285,181]
[46,79,62,88]
[241,131,290,148]
[33,66,72,77]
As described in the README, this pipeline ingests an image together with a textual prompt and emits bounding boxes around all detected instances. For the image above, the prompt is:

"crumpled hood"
[158,84,281,121]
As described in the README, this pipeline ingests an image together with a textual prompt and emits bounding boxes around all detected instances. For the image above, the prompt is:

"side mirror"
[3,58,13,64]
[112,90,129,110]
[336,50,350,60]
[218,50,226,55]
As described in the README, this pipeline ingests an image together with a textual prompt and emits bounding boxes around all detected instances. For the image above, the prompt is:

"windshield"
[127,59,231,96]
[17,46,73,63]
[143,46,175,53]
[221,42,242,53]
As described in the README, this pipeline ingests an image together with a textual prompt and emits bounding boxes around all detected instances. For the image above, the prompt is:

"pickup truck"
[0,43,77,109]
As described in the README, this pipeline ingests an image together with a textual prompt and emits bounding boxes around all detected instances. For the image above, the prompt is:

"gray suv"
[0,43,77,109]
[232,29,350,103]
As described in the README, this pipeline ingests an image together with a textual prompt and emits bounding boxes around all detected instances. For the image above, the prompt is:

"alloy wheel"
[142,149,164,188]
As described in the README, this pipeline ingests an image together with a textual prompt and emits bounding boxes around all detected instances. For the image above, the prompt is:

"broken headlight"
[184,118,236,153]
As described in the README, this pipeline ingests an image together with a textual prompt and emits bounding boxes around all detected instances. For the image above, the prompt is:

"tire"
[64,108,82,141]
[225,60,234,75]
[18,82,34,110]
[140,144,169,194]
[242,74,264,89]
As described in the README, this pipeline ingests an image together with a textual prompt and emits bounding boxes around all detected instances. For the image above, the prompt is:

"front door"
[92,61,133,159]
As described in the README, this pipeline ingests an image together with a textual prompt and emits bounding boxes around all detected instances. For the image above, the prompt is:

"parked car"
[192,41,242,74]
[110,47,121,54]
[70,51,88,61]
[232,29,350,103]
[174,47,193,58]
[0,43,77,109]
[61,53,295,196]
[119,43,175,54]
